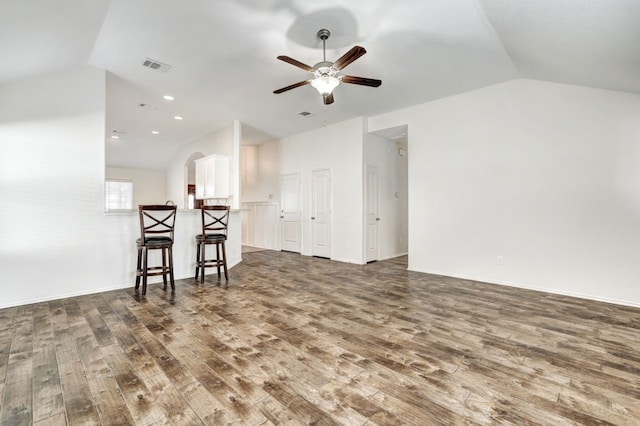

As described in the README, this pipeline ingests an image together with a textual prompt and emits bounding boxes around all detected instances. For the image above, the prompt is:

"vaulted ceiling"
[2,0,639,170]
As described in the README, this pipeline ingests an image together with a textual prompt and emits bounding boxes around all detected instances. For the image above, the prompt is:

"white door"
[311,169,332,258]
[280,173,302,253]
[365,164,380,262]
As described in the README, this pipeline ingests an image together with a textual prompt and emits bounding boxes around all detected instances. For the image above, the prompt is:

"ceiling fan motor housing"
[313,61,335,77]
[317,28,331,41]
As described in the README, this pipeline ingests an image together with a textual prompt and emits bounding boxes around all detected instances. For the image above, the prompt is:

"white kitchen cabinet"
[195,155,230,199]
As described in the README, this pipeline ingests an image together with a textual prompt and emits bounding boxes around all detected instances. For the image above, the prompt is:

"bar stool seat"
[195,205,230,282]
[135,205,177,295]
[138,236,173,246]
[195,234,226,243]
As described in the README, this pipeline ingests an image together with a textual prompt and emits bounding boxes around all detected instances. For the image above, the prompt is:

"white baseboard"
[410,267,640,309]
[0,257,245,310]
[379,252,408,261]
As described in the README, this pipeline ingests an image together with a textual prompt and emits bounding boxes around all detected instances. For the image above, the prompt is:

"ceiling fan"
[273,29,382,105]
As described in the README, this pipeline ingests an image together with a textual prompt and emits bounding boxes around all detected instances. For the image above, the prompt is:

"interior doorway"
[365,125,409,262]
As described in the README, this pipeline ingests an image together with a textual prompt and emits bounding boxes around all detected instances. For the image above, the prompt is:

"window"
[105,179,133,210]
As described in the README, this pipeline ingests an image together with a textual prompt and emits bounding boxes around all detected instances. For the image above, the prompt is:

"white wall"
[0,66,110,308]
[241,141,280,204]
[241,145,260,202]
[279,117,365,263]
[257,140,281,202]
[105,166,167,206]
[369,79,640,307]
[364,133,409,260]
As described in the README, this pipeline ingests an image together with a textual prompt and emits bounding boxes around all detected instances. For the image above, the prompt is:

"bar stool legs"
[195,238,228,283]
[135,205,177,296]
[195,243,201,281]
[135,245,175,295]
[194,205,230,284]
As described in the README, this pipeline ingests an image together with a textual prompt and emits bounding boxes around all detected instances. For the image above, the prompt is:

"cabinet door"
[203,159,215,198]
[195,155,230,199]
[195,159,206,199]
[206,155,230,198]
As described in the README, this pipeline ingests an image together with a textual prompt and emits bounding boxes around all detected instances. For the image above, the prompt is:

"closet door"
[311,169,331,258]
[280,173,302,253]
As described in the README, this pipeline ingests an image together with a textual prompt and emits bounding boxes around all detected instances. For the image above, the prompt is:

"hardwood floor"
[2,251,640,425]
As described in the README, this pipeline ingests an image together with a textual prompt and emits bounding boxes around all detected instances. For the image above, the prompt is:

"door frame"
[364,163,380,263]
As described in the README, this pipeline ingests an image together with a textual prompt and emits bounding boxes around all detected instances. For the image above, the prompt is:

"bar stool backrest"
[138,205,177,243]
[201,205,230,238]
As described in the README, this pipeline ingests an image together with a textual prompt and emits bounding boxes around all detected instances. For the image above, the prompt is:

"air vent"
[298,111,313,117]
[142,58,171,73]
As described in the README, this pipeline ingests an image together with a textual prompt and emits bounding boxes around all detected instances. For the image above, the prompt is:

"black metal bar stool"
[195,205,230,282]
[135,205,177,295]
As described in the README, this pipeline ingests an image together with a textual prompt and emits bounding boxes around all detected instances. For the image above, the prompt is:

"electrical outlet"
[497,256,503,265]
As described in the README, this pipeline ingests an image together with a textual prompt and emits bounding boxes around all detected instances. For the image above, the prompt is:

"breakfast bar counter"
[103,208,242,288]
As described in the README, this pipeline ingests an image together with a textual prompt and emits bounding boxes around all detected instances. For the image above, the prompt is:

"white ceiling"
[2,0,639,170]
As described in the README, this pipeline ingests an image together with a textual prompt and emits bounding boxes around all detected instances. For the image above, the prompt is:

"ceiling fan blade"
[277,55,314,72]
[341,75,382,87]
[323,93,334,105]
[273,80,310,94]
[332,46,367,70]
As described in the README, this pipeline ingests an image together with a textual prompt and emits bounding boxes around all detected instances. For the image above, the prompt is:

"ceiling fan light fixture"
[311,75,340,95]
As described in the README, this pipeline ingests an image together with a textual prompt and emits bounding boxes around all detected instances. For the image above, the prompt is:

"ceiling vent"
[298,111,313,117]
[142,58,171,73]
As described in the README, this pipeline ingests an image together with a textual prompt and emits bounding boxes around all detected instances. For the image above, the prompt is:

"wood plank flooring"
[2,251,640,425]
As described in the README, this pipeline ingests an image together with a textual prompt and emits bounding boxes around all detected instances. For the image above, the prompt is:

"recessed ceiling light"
[174,116,183,120]
[151,130,160,134]
[163,95,174,101]
[111,135,120,139]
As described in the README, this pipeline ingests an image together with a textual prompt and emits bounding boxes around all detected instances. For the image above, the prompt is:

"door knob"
[376,217,380,221]
[311,217,315,220]
[280,216,284,219]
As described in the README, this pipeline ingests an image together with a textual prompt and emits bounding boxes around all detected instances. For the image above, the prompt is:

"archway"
[184,152,205,208]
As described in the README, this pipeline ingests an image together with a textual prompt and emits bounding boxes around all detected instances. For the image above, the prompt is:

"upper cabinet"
[195,154,230,199]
